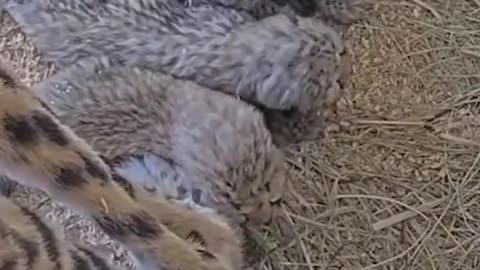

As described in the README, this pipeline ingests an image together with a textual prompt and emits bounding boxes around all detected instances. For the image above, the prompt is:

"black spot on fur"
[271,198,282,206]
[337,79,344,89]
[31,112,68,146]
[196,249,216,260]
[221,192,231,200]
[54,166,88,188]
[0,176,18,197]
[192,188,202,203]
[70,249,91,270]
[3,114,38,144]
[20,207,61,270]
[94,211,162,239]
[111,172,135,199]
[231,201,242,210]
[80,154,109,181]
[265,181,272,192]
[8,227,39,268]
[78,246,112,270]
[187,230,207,247]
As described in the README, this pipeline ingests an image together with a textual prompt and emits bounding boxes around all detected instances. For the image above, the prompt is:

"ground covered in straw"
[1,1,480,269]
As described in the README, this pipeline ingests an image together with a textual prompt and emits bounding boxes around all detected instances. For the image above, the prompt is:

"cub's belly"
[113,154,218,215]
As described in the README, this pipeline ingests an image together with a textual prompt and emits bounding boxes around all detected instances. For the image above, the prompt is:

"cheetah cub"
[6,1,346,120]
[0,58,243,270]
[34,56,286,226]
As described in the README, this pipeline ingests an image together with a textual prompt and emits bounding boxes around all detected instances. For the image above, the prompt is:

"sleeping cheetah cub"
[34,56,286,226]
[0,59,245,270]
[6,0,346,114]
[5,0,350,144]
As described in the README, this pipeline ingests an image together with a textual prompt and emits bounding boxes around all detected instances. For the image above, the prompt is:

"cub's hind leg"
[111,171,244,270]
[143,199,243,270]
[0,59,234,270]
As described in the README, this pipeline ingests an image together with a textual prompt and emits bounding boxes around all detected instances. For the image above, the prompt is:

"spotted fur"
[34,56,286,226]
[0,59,242,270]
[6,0,350,144]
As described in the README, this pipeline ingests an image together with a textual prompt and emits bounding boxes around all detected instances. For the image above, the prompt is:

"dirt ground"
[1,1,480,270]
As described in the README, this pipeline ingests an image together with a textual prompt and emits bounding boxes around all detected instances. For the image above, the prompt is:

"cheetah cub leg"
[112,172,244,270]
[0,59,234,270]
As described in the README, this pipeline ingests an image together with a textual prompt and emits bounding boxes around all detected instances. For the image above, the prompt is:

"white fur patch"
[113,154,218,215]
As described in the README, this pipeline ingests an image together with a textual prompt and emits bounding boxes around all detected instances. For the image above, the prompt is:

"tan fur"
[136,193,243,270]
[0,195,78,270]
[0,58,242,270]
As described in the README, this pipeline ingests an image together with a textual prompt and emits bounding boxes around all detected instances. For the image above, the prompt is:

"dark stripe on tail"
[8,227,39,269]
[111,172,136,199]
[53,166,89,188]
[2,114,39,145]
[187,230,207,247]
[94,211,162,239]
[31,111,69,146]
[20,207,62,270]
[70,249,92,270]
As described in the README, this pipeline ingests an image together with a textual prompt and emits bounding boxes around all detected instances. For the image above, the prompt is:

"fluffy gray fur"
[34,56,286,225]
[6,0,344,112]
